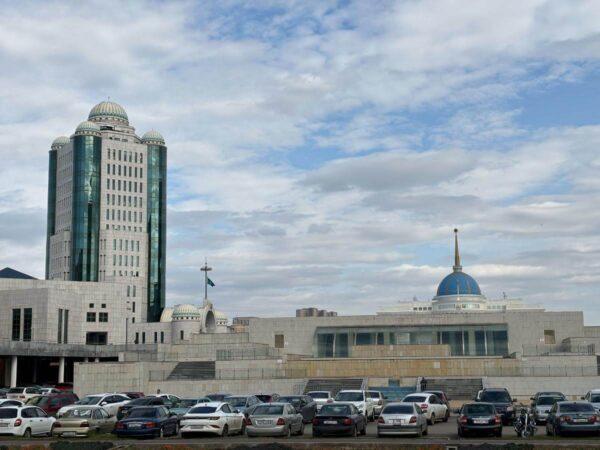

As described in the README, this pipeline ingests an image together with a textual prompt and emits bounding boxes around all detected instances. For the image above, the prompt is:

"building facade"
[45,101,167,322]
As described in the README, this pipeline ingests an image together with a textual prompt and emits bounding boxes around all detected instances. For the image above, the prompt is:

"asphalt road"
[1,419,599,447]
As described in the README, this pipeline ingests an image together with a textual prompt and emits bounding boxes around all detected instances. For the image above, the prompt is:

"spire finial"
[453,228,462,272]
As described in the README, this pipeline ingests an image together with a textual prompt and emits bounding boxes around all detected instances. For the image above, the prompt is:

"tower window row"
[106,194,143,208]
[105,209,144,223]
[106,178,143,193]
[106,148,143,164]
[106,164,143,178]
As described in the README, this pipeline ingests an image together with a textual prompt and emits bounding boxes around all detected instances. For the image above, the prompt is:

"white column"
[10,356,17,388]
[58,357,65,383]
[84,357,89,363]
[94,358,99,363]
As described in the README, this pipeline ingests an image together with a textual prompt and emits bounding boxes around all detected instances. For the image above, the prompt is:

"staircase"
[424,378,483,400]
[303,378,365,396]
[167,361,216,380]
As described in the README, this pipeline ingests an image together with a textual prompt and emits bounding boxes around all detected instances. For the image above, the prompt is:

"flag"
[207,278,215,287]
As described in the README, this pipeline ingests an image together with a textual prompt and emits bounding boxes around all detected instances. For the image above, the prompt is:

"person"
[156,388,161,395]
[420,377,427,392]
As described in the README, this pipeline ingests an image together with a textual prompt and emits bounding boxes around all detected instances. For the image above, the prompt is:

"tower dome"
[74,121,101,136]
[141,130,165,145]
[88,101,129,124]
[172,304,202,321]
[51,136,70,149]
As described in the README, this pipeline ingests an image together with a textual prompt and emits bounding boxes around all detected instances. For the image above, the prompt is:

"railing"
[216,347,282,360]
[483,365,598,377]
[521,343,595,356]
[0,338,158,357]
[149,367,308,382]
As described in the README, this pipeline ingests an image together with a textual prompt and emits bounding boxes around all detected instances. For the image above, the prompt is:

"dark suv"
[26,392,79,416]
[476,388,516,424]
[117,396,165,420]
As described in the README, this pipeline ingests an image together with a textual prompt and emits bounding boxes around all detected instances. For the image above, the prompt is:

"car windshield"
[128,408,158,418]
[560,403,595,413]
[255,395,272,402]
[63,408,93,418]
[463,404,496,415]
[309,392,329,399]
[538,396,562,406]
[320,404,351,416]
[590,395,600,403]
[253,405,284,415]
[26,397,47,406]
[180,399,205,408]
[335,392,363,402]
[383,405,414,414]
[367,392,380,399]
[225,397,247,407]
[7,388,23,394]
[0,409,17,418]
[403,396,426,403]
[78,396,101,405]
[188,406,217,414]
[480,391,511,403]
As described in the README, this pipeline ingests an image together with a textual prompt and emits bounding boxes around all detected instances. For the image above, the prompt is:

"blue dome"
[436,271,481,297]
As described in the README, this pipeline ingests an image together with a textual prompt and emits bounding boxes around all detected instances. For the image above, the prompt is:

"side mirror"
[234,409,239,414]
[100,402,107,406]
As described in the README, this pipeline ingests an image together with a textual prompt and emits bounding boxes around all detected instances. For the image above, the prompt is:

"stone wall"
[350,344,450,358]
[486,376,600,400]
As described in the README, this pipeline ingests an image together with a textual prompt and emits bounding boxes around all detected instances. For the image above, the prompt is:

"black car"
[458,402,502,437]
[113,406,179,438]
[312,403,367,437]
[255,393,280,403]
[278,395,317,423]
[117,396,165,420]
[546,401,600,436]
[476,389,516,424]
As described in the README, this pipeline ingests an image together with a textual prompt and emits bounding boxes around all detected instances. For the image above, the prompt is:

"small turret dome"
[141,130,165,145]
[159,307,173,323]
[88,101,129,124]
[172,304,202,321]
[51,136,70,149]
[74,121,101,136]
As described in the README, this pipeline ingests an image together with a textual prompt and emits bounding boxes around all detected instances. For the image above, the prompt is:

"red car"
[26,392,79,416]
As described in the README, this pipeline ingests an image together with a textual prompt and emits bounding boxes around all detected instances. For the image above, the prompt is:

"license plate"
[192,425,205,429]
[128,423,142,429]
[0,423,8,428]
[392,419,403,424]
[574,418,588,423]
[474,419,488,424]
[62,432,77,437]
[324,420,337,425]
[256,419,271,425]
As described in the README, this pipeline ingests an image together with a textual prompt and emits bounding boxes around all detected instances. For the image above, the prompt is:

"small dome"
[74,121,101,136]
[172,304,202,320]
[436,271,482,297]
[88,101,129,124]
[159,307,173,323]
[51,136,70,148]
[141,130,165,145]
[214,310,228,320]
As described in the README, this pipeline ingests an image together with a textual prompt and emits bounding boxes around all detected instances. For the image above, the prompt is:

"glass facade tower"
[45,148,58,279]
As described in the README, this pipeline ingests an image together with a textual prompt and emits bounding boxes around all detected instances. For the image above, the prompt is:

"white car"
[334,390,375,421]
[306,391,333,412]
[0,400,24,408]
[157,394,181,408]
[0,406,56,437]
[582,390,600,411]
[180,402,245,437]
[6,387,43,401]
[401,393,448,424]
[58,393,130,417]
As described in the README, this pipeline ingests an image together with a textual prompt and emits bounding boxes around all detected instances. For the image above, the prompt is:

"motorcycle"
[514,407,536,438]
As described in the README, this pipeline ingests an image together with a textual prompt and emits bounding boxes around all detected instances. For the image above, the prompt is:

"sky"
[2,0,600,322]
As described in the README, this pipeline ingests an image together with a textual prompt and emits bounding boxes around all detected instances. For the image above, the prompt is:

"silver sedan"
[377,402,428,437]
[246,403,304,437]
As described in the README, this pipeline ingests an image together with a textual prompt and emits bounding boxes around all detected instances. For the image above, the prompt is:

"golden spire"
[453,228,462,272]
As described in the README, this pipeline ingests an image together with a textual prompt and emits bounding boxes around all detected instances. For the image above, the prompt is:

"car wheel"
[241,422,246,435]
[159,426,164,438]
[442,410,449,422]
[428,413,435,425]
[23,428,31,438]
[181,432,189,439]
[495,428,502,437]
[360,422,367,436]
[423,424,428,436]
[222,424,229,437]
[298,422,304,436]
[173,422,179,436]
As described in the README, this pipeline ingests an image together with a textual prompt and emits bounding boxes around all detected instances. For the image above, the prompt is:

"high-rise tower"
[45,101,167,322]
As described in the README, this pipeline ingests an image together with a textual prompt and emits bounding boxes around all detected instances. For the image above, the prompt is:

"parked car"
[401,393,448,425]
[532,394,566,424]
[424,390,450,414]
[278,395,317,423]
[53,383,74,392]
[156,394,181,408]
[312,403,367,437]
[117,396,165,420]
[246,402,304,437]
[457,402,502,437]
[546,401,600,436]
[58,393,131,417]
[377,402,428,437]
[169,397,212,418]
[113,406,179,438]
[40,388,62,396]
[475,388,516,425]
[306,391,333,411]
[531,391,564,405]
[206,393,231,402]
[53,406,115,437]
[255,393,280,403]
[0,406,56,437]
[26,392,79,416]
[180,402,244,437]
[367,391,386,417]
[0,399,23,408]
[6,387,43,401]
[223,395,261,414]
[334,390,375,421]
[582,390,600,412]
[121,392,144,399]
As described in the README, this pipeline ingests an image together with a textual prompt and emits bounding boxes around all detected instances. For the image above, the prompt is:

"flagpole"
[200,259,212,302]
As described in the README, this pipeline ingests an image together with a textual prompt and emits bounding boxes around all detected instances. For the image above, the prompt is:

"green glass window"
[11,309,20,341]
[45,149,58,279]
[23,308,32,341]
